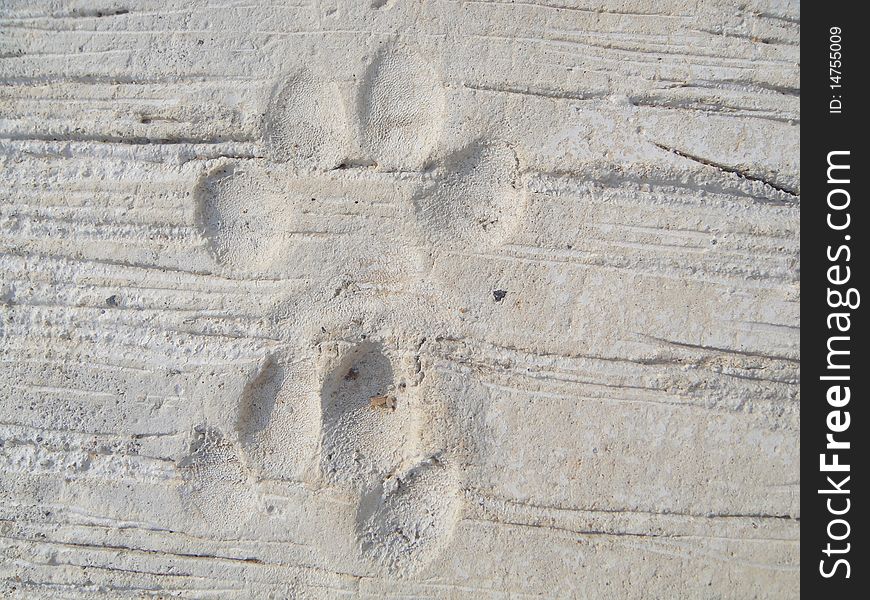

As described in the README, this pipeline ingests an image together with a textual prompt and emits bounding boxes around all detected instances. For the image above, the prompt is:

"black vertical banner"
[803,4,866,596]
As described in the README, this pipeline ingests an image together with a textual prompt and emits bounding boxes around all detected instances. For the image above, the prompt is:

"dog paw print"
[233,355,321,482]
[194,40,528,278]
[184,334,474,573]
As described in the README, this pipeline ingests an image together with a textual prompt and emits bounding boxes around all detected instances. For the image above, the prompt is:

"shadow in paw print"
[236,357,283,445]
[320,341,411,488]
[263,68,347,170]
[178,425,258,535]
[194,162,293,275]
[317,337,469,574]
[355,43,445,171]
[356,456,461,573]
[233,356,320,482]
[412,141,526,249]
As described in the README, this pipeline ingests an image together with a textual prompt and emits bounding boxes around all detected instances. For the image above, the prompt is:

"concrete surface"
[0,0,800,597]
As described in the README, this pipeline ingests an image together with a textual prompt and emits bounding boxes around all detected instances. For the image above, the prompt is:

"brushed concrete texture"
[0,0,800,598]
